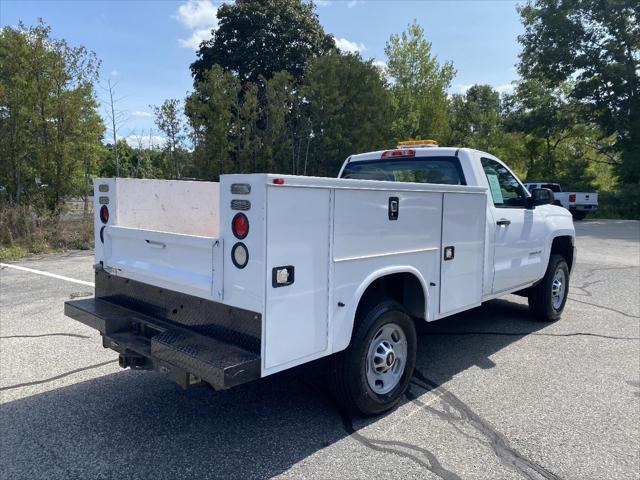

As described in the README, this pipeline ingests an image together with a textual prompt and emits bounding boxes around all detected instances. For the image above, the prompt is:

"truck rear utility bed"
[67,173,489,385]
[65,269,261,390]
[64,147,577,415]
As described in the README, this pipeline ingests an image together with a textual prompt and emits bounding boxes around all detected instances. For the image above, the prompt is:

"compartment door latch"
[388,197,399,220]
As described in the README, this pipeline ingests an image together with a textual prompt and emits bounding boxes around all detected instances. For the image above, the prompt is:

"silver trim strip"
[334,247,438,263]
[270,183,486,194]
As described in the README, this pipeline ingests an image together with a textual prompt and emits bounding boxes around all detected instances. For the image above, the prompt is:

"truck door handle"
[145,239,166,249]
[496,219,511,226]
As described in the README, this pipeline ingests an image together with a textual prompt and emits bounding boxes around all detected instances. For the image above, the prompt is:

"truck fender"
[332,265,430,353]
[544,232,576,272]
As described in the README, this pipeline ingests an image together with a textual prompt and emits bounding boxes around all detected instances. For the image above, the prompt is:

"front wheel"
[528,254,570,321]
[328,298,417,416]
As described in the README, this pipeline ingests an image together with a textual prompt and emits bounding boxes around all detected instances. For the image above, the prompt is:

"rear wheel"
[571,210,587,220]
[528,254,569,321]
[328,298,417,416]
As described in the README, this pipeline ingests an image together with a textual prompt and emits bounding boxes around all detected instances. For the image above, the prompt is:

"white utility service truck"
[523,182,598,220]
[65,142,576,416]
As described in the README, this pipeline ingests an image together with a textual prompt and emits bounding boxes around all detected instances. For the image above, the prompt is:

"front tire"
[328,298,417,416]
[528,254,570,321]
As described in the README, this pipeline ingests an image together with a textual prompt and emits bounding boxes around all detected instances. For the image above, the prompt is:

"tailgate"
[575,192,598,205]
[103,225,219,298]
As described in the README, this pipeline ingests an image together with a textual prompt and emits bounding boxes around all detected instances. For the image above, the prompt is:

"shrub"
[595,189,640,220]
[0,203,93,259]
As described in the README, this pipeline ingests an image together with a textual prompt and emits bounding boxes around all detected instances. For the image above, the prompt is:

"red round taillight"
[232,213,249,239]
[99,205,109,224]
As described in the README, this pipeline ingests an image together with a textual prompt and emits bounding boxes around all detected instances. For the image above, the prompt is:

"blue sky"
[1,0,524,146]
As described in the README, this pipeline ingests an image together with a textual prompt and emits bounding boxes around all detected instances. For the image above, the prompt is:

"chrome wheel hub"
[366,323,407,395]
[551,268,566,310]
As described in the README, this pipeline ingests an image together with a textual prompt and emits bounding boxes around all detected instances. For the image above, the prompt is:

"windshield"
[340,157,465,185]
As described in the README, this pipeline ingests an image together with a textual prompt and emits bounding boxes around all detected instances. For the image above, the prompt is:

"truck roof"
[347,147,463,163]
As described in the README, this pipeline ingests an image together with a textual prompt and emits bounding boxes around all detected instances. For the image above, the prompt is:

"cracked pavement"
[1,219,639,479]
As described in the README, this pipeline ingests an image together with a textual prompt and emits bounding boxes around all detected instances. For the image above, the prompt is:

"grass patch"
[0,245,29,262]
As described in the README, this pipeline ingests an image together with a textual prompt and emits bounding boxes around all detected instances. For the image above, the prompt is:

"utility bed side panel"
[263,186,331,372]
[331,189,443,352]
[333,190,442,261]
[331,250,440,351]
[438,192,486,316]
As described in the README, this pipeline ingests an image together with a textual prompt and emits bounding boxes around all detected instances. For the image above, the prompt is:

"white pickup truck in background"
[524,182,598,220]
[65,142,576,416]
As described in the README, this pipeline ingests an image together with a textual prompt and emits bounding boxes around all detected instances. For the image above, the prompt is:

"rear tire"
[328,298,417,416]
[571,211,587,220]
[528,254,569,321]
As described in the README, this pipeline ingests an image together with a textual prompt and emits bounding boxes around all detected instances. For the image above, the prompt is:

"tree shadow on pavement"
[0,298,551,480]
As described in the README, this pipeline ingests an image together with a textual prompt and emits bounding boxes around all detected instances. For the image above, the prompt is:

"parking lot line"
[0,263,95,287]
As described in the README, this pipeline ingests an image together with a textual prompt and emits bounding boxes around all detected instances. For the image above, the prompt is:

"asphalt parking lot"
[1,219,638,480]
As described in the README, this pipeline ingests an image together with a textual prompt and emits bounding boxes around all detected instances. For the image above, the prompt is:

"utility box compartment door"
[439,192,486,316]
[264,187,331,372]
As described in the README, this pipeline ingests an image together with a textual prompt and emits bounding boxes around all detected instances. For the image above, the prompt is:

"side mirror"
[526,188,554,209]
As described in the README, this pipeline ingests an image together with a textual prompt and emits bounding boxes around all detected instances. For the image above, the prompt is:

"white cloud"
[176,1,218,50]
[372,60,386,71]
[453,84,472,94]
[131,111,153,118]
[315,0,332,5]
[178,28,214,50]
[495,83,515,94]
[347,0,364,7]
[335,37,366,54]
[176,0,218,28]
[123,134,167,149]
[110,70,119,76]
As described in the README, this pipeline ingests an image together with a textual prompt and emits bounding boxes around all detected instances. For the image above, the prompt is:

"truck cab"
[65,141,576,416]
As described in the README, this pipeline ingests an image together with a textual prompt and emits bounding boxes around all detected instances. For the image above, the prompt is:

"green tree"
[504,80,581,179]
[237,83,261,173]
[448,84,529,177]
[384,21,455,143]
[261,71,295,173]
[303,53,394,176]
[186,65,240,180]
[503,79,612,188]
[0,21,105,211]
[518,0,640,184]
[449,85,501,148]
[100,140,135,177]
[190,0,335,84]
[152,99,185,178]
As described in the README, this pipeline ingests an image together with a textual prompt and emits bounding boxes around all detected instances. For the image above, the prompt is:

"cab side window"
[481,158,527,208]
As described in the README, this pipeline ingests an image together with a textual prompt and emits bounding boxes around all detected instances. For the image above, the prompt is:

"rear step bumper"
[64,298,260,390]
